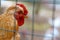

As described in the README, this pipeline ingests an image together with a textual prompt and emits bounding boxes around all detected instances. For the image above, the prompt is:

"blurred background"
[0,0,60,40]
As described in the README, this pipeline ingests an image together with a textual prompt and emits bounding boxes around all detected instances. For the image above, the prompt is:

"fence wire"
[0,0,59,40]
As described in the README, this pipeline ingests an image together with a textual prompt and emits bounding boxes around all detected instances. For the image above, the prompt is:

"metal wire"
[13,0,18,40]
[31,0,35,40]
[0,0,59,40]
[52,0,56,40]
[1,0,3,40]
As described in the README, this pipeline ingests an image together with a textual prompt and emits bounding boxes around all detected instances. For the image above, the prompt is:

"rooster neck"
[1,12,18,27]
[0,13,19,39]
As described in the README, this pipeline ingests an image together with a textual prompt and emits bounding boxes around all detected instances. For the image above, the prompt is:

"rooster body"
[0,9,18,40]
[0,4,28,40]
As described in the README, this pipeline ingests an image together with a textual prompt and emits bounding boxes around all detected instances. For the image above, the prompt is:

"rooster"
[0,4,28,40]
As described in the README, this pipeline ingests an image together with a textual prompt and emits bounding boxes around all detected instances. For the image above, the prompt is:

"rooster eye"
[19,11,23,14]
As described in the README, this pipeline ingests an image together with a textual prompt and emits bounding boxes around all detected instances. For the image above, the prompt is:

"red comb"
[16,4,28,15]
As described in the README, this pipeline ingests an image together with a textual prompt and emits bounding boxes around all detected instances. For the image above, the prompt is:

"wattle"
[14,13,24,26]
[17,17,24,26]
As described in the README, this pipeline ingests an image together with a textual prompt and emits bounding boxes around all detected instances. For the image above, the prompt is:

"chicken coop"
[0,0,60,40]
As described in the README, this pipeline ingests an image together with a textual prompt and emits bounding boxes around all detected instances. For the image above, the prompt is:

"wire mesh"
[0,0,60,40]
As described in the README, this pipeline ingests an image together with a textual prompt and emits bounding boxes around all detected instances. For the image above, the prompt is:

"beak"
[24,15,28,18]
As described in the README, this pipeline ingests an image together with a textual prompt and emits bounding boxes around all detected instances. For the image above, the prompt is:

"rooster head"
[15,4,28,26]
[7,4,28,26]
